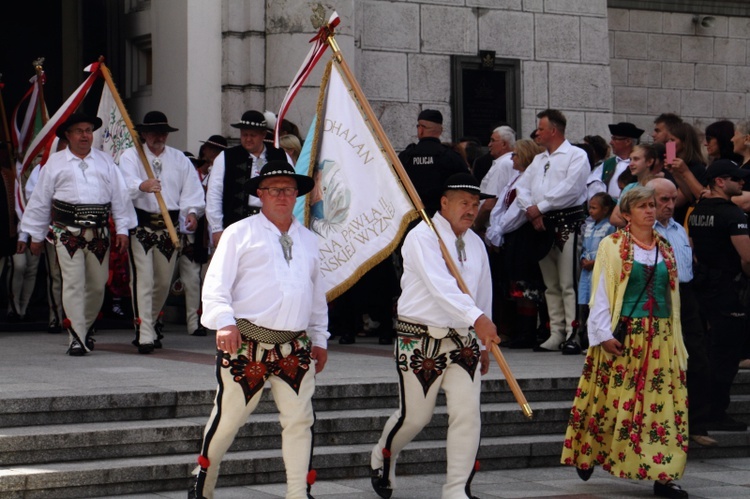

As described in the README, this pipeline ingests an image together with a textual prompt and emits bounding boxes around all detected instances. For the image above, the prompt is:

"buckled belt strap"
[51,201,110,228]
[135,208,179,230]
[235,318,304,344]
[395,319,468,338]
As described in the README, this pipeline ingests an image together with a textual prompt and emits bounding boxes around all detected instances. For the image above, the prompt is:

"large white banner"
[93,82,134,164]
[304,62,417,301]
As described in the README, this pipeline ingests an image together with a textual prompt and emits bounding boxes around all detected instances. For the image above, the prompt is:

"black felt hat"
[230,110,267,130]
[55,113,102,139]
[418,109,443,125]
[199,134,228,149]
[247,160,315,197]
[443,172,495,200]
[608,122,644,139]
[183,151,206,167]
[134,111,179,133]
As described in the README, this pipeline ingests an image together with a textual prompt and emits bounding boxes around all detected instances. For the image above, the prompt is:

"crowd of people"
[2,104,750,499]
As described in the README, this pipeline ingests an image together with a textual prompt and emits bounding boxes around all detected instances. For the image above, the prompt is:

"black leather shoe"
[576,466,594,481]
[154,338,163,349]
[190,327,207,336]
[370,468,392,498]
[7,311,21,323]
[561,340,582,355]
[338,336,355,344]
[187,482,205,499]
[48,319,62,334]
[654,480,688,498]
[67,340,86,357]
[85,336,96,351]
[138,343,155,354]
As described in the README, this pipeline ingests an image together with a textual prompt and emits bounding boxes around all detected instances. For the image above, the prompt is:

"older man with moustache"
[370,172,500,499]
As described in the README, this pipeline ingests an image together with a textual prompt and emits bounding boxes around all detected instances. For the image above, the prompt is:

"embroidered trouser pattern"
[195,337,315,499]
[372,332,482,499]
[128,226,177,345]
[52,226,110,349]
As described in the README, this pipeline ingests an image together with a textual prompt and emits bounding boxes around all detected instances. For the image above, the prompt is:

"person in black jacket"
[398,109,468,216]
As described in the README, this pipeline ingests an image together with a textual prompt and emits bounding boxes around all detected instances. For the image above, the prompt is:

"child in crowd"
[575,192,616,350]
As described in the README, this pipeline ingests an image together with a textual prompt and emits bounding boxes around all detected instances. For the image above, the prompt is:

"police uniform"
[399,139,468,217]
[688,189,749,429]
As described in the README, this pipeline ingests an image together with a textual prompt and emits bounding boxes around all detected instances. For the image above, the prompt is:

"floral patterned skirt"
[560,316,689,481]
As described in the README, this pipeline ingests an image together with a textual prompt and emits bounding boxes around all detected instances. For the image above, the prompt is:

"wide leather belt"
[236,318,304,344]
[545,205,586,228]
[52,200,110,228]
[135,208,179,230]
[395,319,470,339]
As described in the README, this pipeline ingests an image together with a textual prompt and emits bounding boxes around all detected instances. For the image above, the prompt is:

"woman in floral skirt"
[561,186,690,499]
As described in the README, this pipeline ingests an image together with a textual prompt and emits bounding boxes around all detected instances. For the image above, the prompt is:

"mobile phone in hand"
[665,141,676,164]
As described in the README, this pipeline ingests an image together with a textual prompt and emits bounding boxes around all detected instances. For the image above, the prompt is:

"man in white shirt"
[205,110,290,248]
[591,122,644,199]
[475,125,515,235]
[515,109,589,352]
[189,161,328,499]
[21,113,136,356]
[370,172,500,499]
[118,111,205,353]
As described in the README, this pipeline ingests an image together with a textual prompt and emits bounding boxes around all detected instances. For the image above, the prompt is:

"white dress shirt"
[118,145,205,219]
[200,212,330,349]
[607,156,630,198]
[480,151,514,199]
[205,146,293,233]
[397,212,492,329]
[485,170,524,247]
[20,147,136,242]
[515,140,589,214]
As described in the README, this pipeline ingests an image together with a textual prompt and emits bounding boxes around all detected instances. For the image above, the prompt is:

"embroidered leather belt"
[235,318,304,344]
[395,319,470,339]
[545,205,586,228]
[52,200,110,228]
[135,208,179,230]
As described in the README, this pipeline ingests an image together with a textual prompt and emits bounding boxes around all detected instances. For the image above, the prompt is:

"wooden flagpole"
[97,58,180,249]
[323,30,532,420]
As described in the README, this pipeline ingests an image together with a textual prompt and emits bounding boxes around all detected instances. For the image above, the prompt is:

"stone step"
[0,400,574,466]
[4,430,750,499]
[0,376,582,428]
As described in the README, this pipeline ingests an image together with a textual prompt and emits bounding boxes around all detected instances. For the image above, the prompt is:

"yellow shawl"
[589,229,688,370]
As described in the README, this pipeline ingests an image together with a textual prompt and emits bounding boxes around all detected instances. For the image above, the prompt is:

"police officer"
[688,159,750,433]
[398,109,468,216]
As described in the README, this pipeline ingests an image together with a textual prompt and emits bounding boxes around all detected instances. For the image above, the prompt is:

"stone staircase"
[1,372,749,498]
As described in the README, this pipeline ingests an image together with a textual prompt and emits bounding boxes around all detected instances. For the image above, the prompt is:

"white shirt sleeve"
[205,150,226,233]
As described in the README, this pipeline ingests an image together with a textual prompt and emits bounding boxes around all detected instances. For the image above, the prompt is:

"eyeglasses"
[69,127,94,135]
[258,187,298,197]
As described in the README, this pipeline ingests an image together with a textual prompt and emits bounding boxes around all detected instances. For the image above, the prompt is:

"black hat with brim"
[55,113,103,139]
[134,111,179,133]
[706,159,750,180]
[199,134,228,149]
[231,110,267,130]
[443,172,495,200]
[247,160,315,197]
[608,122,644,139]
[183,151,206,167]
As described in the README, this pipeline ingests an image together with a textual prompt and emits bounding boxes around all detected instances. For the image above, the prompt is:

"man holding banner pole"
[118,111,205,354]
[370,173,499,499]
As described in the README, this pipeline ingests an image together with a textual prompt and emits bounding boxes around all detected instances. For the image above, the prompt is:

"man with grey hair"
[475,125,516,234]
